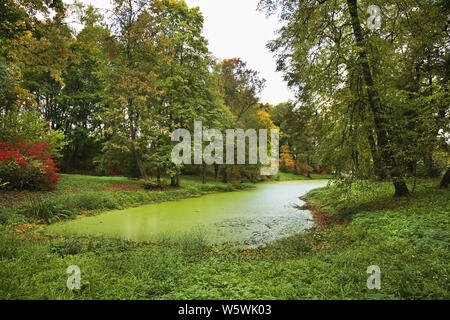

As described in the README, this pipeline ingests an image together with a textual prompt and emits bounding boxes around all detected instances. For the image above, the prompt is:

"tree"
[58,5,112,172]
[103,0,225,184]
[259,0,449,196]
[218,58,266,121]
[155,0,224,186]
[440,167,450,189]
[215,58,269,182]
[104,0,167,181]
[0,0,65,115]
[0,0,67,158]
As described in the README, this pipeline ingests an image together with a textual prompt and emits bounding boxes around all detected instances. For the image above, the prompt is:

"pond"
[43,180,328,248]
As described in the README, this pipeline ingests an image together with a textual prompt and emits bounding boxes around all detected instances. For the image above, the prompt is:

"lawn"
[0,175,448,299]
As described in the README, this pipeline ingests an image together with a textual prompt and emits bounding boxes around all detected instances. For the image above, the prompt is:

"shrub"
[109,164,121,176]
[317,167,325,174]
[0,141,62,191]
[142,180,166,190]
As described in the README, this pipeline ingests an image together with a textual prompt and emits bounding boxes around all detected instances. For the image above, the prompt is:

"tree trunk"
[222,165,228,183]
[176,174,180,187]
[394,180,410,197]
[202,162,206,184]
[70,144,78,173]
[366,129,384,179]
[133,147,149,181]
[63,142,77,174]
[170,176,176,187]
[346,0,410,196]
[439,167,450,189]
[129,106,149,181]
[214,164,219,181]
[423,151,436,178]
[156,167,161,186]
[346,0,389,162]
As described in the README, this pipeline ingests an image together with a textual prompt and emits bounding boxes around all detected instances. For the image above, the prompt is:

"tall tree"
[104,0,166,181]
[218,58,266,122]
[259,0,449,196]
[58,4,112,172]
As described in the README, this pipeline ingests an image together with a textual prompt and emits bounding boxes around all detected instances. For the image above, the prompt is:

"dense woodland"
[0,0,449,196]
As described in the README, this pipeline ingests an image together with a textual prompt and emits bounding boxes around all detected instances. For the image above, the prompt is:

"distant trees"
[215,58,278,183]
[271,102,319,176]
[219,58,266,121]
[0,0,278,185]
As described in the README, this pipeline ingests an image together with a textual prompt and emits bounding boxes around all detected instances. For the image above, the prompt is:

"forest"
[0,0,448,301]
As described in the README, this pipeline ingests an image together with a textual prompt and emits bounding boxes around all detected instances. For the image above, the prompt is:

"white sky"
[65,0,295,105]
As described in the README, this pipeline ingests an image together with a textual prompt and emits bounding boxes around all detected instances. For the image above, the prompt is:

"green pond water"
[43,180,328,247]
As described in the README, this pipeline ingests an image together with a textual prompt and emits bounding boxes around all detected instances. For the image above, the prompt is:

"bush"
[142,180,166,190]
[0,141,62,191]
[318,167,327,174]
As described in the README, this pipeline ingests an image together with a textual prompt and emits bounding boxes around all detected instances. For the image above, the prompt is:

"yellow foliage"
[280,145,296,170]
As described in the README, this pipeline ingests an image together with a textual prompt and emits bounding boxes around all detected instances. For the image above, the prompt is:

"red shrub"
[108,164,121,176]
[0,141,62,191]
[0,142,26,162]
[301,167,308,175]
[318,167,327,174]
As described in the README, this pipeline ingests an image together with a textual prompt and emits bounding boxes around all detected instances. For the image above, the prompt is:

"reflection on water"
[44,180,327,247]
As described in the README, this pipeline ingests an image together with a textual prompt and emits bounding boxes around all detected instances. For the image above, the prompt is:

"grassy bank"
[0,174,257,225]
[0,176,448,299]
[273,171,332,181]
[0,172,327,224]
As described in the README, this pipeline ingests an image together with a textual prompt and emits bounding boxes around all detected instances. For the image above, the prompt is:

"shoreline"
[298,195,340,230]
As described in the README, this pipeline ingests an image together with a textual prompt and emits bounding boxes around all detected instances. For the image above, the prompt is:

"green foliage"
[0,110,66,157]
[259,0,449,195]
[177,228,209,259]
[0,178,8,189]
[0,0,448,301]
[22,196,74,223]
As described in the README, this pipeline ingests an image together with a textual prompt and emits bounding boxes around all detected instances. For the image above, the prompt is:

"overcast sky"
[65,0,295,105]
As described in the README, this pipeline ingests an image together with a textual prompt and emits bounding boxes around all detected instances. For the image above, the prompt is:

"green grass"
[273,171,332,181]
[0,176,448,299]
[57,174,135,191]
[0,174,252,224]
